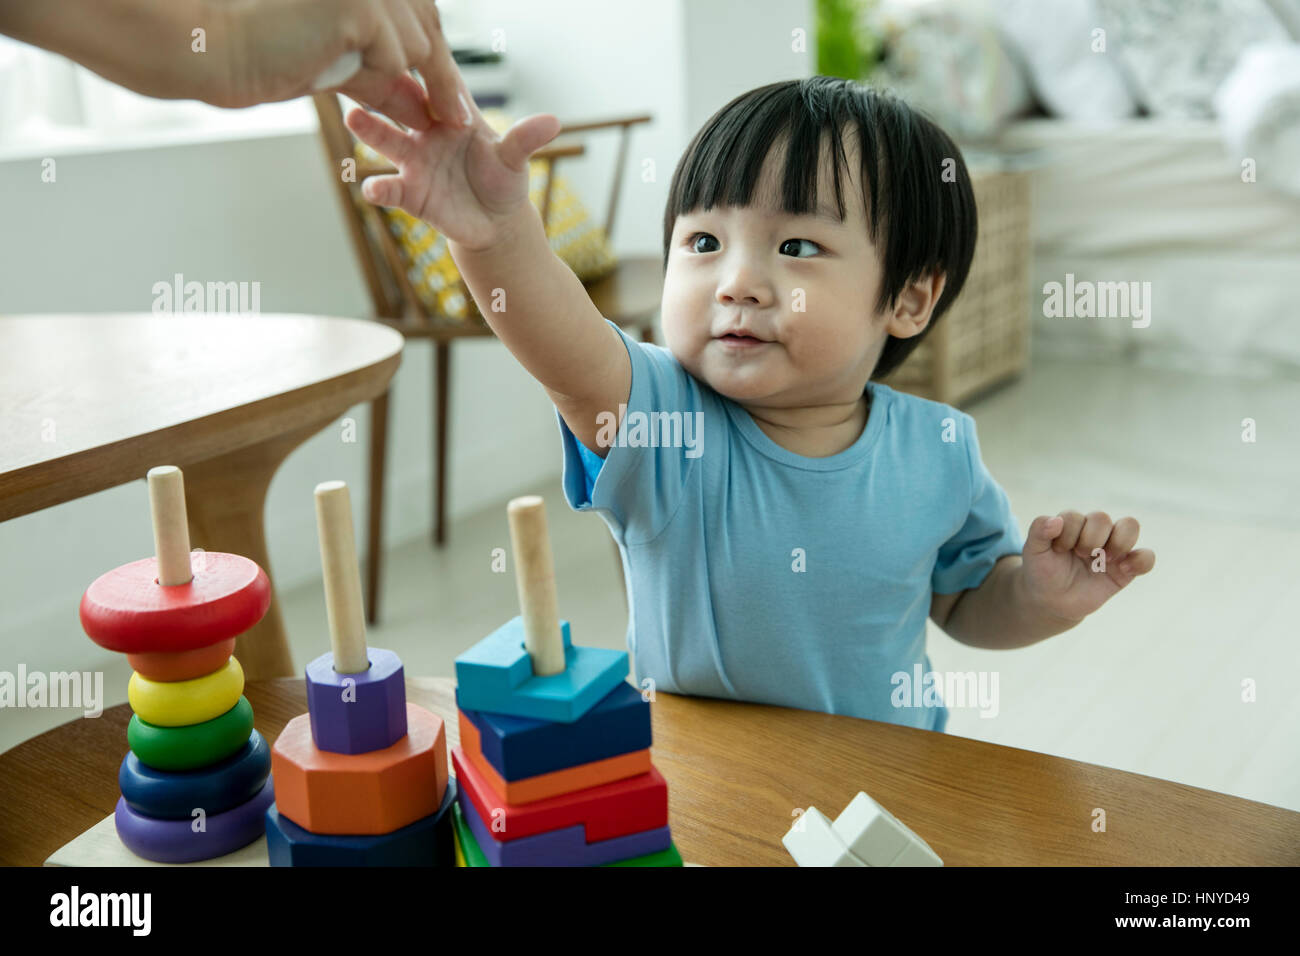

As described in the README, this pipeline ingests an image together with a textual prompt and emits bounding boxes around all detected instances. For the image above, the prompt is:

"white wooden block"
[890,832,944,867]
[782,807,868,867]
[830,791,912,866]
[44,813,269,867]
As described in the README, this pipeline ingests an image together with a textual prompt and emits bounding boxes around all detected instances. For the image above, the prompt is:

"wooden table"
[0,314,403,679]
[3,677,1297,866]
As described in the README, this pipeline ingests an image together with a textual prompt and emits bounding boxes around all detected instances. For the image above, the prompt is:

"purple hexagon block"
[305,647,407,754]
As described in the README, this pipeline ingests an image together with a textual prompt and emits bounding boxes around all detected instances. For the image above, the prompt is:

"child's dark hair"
[662,76,977,382]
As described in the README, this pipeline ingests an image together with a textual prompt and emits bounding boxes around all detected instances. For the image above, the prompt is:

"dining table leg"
[180,419,335,682]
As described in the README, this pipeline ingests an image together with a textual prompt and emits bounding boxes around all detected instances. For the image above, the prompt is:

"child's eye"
[779,238,821,258]
[687,232,719,253]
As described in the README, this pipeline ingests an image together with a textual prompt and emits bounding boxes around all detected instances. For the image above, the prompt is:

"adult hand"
[218,0,470,131]
[0,0,469,132]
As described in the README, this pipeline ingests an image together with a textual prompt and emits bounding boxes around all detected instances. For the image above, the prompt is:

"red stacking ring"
[80,553,270,653]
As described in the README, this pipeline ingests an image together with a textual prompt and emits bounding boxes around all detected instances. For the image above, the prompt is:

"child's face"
[661,132,893,412]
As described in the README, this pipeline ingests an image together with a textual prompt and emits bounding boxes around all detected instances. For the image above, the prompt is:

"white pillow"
[1095,0,1290,118]
[1214,42,1300,196]
[991,0,1137,120]
[872,0,1034,140]
[1262,0,1300,38]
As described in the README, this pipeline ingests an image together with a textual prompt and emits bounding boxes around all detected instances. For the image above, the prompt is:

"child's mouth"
[717,334,768,350]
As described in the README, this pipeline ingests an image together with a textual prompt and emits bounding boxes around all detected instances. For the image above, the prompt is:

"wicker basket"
[878,169,1031,406]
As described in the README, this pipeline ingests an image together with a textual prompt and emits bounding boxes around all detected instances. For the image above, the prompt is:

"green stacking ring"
[127,696,255,771]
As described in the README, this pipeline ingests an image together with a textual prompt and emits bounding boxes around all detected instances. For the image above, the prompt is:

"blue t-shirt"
[555,320,1023,733]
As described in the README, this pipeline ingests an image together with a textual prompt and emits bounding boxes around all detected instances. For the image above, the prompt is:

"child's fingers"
[361,174,405,208]
[345,106,416,165]
[496,113,563,172]
[1076,511,1113,560]
[1117,548,1155,577]
[1051,510,1086,553]
[1024,514,1064,555]
[1103,516,1141,564]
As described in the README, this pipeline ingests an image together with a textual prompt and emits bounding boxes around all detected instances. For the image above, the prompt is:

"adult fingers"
[406,0,469,130]
[342,70,432,130]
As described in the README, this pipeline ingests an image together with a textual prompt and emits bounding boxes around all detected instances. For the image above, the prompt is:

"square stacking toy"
[449,495,681,866]
[454,616,629,723]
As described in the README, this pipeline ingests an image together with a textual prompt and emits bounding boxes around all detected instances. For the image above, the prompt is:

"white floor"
[5,352,1298,816]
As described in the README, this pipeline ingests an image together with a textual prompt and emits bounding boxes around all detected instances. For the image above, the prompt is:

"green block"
[451,801,681,867]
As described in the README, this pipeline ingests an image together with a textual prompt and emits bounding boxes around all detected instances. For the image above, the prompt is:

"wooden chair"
[312,93,660,624]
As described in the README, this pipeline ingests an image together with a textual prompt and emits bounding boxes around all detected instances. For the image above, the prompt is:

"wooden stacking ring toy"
[114,777,275,864]
[127,656,244,727]
[119,729,271,819]
[305,647,407,754]
[81,552,270,654]
[127,637,235,683]
[127,696,254,771]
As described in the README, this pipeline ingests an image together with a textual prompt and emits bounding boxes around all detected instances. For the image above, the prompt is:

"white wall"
[0,0,812,684]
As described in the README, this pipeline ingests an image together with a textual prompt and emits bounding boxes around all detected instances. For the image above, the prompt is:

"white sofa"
[995,116,1300,376]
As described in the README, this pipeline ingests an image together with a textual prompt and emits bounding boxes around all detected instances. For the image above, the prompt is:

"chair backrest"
[312,93,652,328]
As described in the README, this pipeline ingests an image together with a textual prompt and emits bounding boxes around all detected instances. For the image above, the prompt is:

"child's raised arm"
[346,101,631,458]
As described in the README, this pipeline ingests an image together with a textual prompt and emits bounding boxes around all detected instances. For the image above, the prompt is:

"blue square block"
[454,617,629,723]
[457,679,651,780]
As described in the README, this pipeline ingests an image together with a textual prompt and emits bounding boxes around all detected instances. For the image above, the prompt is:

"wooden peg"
[314,481,369,674]
[507,496,565,676]
[147,466,192,586]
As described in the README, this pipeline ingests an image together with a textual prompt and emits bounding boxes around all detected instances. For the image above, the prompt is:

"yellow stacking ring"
[128,656,245,727]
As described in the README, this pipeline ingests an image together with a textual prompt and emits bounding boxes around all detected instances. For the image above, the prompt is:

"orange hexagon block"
[271,702,447,835]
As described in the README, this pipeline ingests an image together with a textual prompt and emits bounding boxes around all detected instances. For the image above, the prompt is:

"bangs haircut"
[662,76,978,382]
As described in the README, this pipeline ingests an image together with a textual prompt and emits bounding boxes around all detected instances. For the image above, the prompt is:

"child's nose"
[716,267,773,308]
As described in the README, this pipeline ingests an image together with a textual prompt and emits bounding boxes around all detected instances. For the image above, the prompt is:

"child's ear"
[887,272,948,339]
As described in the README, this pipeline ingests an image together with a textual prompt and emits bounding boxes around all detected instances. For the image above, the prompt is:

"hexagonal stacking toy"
[264,480,456,866]
[79,465,275,864]
[450,495,681,867]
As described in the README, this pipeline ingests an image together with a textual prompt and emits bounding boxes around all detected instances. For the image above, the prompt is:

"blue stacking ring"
[119,729,271,820]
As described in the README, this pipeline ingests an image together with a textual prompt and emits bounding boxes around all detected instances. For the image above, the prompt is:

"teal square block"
[454,617,629,723]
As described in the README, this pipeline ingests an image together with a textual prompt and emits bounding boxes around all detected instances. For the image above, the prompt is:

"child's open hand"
[1020,511,1156,623]
[345,96,561,251]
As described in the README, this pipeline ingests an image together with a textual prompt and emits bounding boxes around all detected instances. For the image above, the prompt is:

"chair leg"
[433,340,451,547]
[366,389,390,626]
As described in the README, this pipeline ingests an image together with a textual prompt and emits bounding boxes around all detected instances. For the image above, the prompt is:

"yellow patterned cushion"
[355,108,618,322]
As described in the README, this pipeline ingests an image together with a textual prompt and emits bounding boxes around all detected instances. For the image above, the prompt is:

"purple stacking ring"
[114,776,275,863]
[305,647,407,754]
